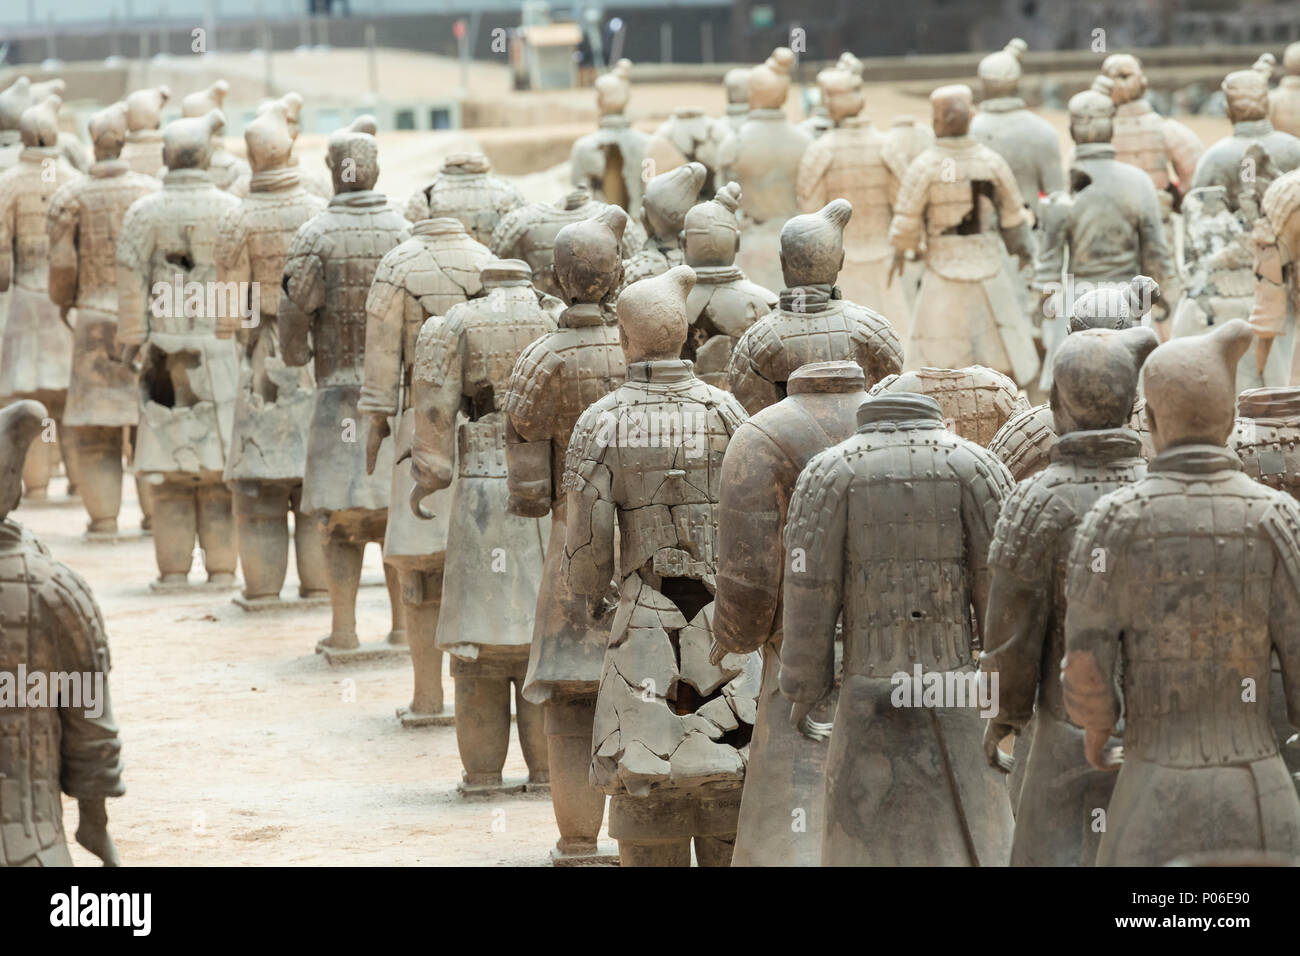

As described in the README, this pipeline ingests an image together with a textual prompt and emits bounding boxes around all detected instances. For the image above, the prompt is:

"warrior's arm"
[1251,213,1290,341]
[1164,119,1204,197]
[46,185,79,309]
[888,162,928,255]
[213,209,252,341]
[561,406,617,597]
[959,451,1014,652]
[794,140,831,214]
[409,314,463,494]
[358,256,407,418]
[1138,183,1178,296]
[1031,192,1069,294]
[502,343,562,518]
[1061,504,1125,733]
[1264,498,1300,726]
[726,328,782,416]
[114,205,151,346]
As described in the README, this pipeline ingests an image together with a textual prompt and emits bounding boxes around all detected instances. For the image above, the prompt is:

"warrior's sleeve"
[779,450,852,704]
[1251,175,1298,339]
[888,159,929,254]
[1037,141,1066,201]
[1032,191,1070,293]
[41,562,124,801]
[795,138,832,214]
[404,188,430,224]
[980,479,1059,726]
[1137,181,1177,296]
[726,321,783,415]
[115,200,152,345]
[1061,495,1128,733]
[849,305,905,385]
[991,153,1031,231]
[46,182,80,309]
[561,400,618,596]
[714,422,792,654]
[501,338,562,517]
[957,446,1014,650]
[281,223,327,317]
[409,311,464,493]
[1164,118,1204,196]
[213,206,252,340]
[1264,496,1300,724]
[489,207,528,260]
[358,250,408,417]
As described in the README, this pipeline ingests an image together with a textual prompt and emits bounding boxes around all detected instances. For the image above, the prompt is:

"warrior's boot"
[197,482,237,585]
[151,480,199,584]
[544,694,606,855]
[322,529,365,650]
[66,426,124,533]
[290,489,328,598]
[399,565,445,716]
[383,562,406,645]
[232,482,292,601]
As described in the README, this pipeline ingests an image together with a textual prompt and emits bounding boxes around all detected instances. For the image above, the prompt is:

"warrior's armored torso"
[1192,119,1300,208]
[718,110,812,224]
[971,97,1064,221]
[404,164,523,245]
[0,147,80,291]
[1112,99,1202,193]
[869,365,1026,446]
[796,118,894,261]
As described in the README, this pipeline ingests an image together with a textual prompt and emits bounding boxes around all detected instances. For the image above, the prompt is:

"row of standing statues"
[4,37,1300,867]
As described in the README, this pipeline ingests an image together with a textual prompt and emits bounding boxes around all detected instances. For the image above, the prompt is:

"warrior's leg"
[150,481,198,583]
[383,561,407,645]
[129,426,154,532]
[609,792,693,867]
[66,425,123,533]
[232,481,290,601]
[289,483,329,598]
[196,482,238,585]
[544,694,605,855]
[21,430,55,499]
[400,564,445,716]
[320,517,364,649]
[692,834,737,867]
[513,666,548,784]
[451,657,511,785]
[616,839,691,867]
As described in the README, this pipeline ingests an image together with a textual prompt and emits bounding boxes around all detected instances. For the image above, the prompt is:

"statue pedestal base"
[549,844,620,867]
[315,640,410,666]
[83,529,145,544]
[396,705,456,728]
[456,776,550,799]
[149,576,241,594]
[234,592,331,612]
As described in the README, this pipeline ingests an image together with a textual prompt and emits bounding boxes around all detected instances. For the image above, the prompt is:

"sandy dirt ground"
[20,478,604,867]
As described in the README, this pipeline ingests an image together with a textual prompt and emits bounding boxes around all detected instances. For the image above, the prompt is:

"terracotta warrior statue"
[645,106,729,200]
[228,93,332,201]
[981,325,1157,866]
[621,161,706,289]
[722,68,751,134]
[214,94,329,609]
[569,59,649,218]
[1251,164,1300,389]
[717,48,814,294]
[166,81,250,191]
[47,101,159,536]
[116,110,241,589]
[797,54,861,143]
[0,399,124,867]
[403,151,523,245]
[681,181,777,389]
[1036,76,1176,376]
[990,276,1160,481]
[1193,68,1300,206]
[1100,53,1203,216]
[780,389,1015,865]
[490,186,646,299]
[727,199,904,415]
[714,360,866,867]
[0,77,90,174]
[867,365,1027,447]
[563,265,760,866]
[408,258,552,790]
[502,208,629,862]
[1063,318,1300,865]
[281,116,407,650]
[796,64,911,328]
[0,96,81,500]
[889,84,1038,387]
[1269,43,1300,138]
[121,87,170,178]
[361,218,494,724]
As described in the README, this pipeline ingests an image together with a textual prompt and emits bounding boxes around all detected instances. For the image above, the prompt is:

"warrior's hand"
[409,484,436,520]
[76,797,120,867]
[790,700,833,742]
[983,720,1017,775]
[60,306,75,332]
[364,414,391,475]
[886,251,907,287]
[119,343,140,367]
[1084,727,1123,772]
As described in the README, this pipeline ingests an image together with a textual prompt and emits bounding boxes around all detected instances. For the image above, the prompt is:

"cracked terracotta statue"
[409,258,553,791]
[228,93,332,201]
[0,77,90,174]
[281,116,407,650]
[116,109,241,589]
[727,199,903,415]
[214,92,329,609]
[714,360,866,867]
[981,325,1158,866]
[0,399,124,867]
[121,86,170,178]
[990,275,1160,481]
[1193,67,1300,206]
[1252,164,1300,389]
[490,186,646,299]
[681,181,776,389]
[47,101,159,537]
[502,207,630,862]
[780,389,1016,865]
[361,218,495,725]
[403,151,523,245]
[166,81,250,191]
[621,161,706,289]
[717,47,813,294]
[0,95,81,500]
[867,365,1027,447]
[796,65,911,330]
[645,107,729,201]
[1036,75,1176,380]
[1269,44,1300,138]
[722,68,751,134]
[563,265,761,866]
[1062,318,1300,865]
[569,59,649,218]
[889,84,1038,387]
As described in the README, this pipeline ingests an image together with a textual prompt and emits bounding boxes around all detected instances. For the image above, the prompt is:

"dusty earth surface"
[23,478,601,867]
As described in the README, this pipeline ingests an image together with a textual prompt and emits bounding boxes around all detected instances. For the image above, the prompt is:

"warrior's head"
[553,205,628,305]
[1223,69,1270,124]
[480,258,531,291]
[1143,319,1254,452]
[88,101,129,162]
[978,38,1027,100]
[125,85,170,133]
[1068,276,1160,333]
[817,66,864,125]
[724,68,752,107]
[780,199,850,289]
[0,77,33,132]
[326,115,379,193]
[245,96,299,173]
[641,161,706,241]
[163,110,222,171]
[181,79,231,148]
[1068,76,1116,145]
[930,84,974,138]
[837,52,864,78]
[595,59,632,117]
[1051,326,1158,434]
[20,95,62,149]
[749,47,795,110]
[617,264,694,363]
[1100,53,1146,106]
[0,400,48,520]
[251,91,304,145]
[1285,42,1300,77]
[683,180,741,268]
